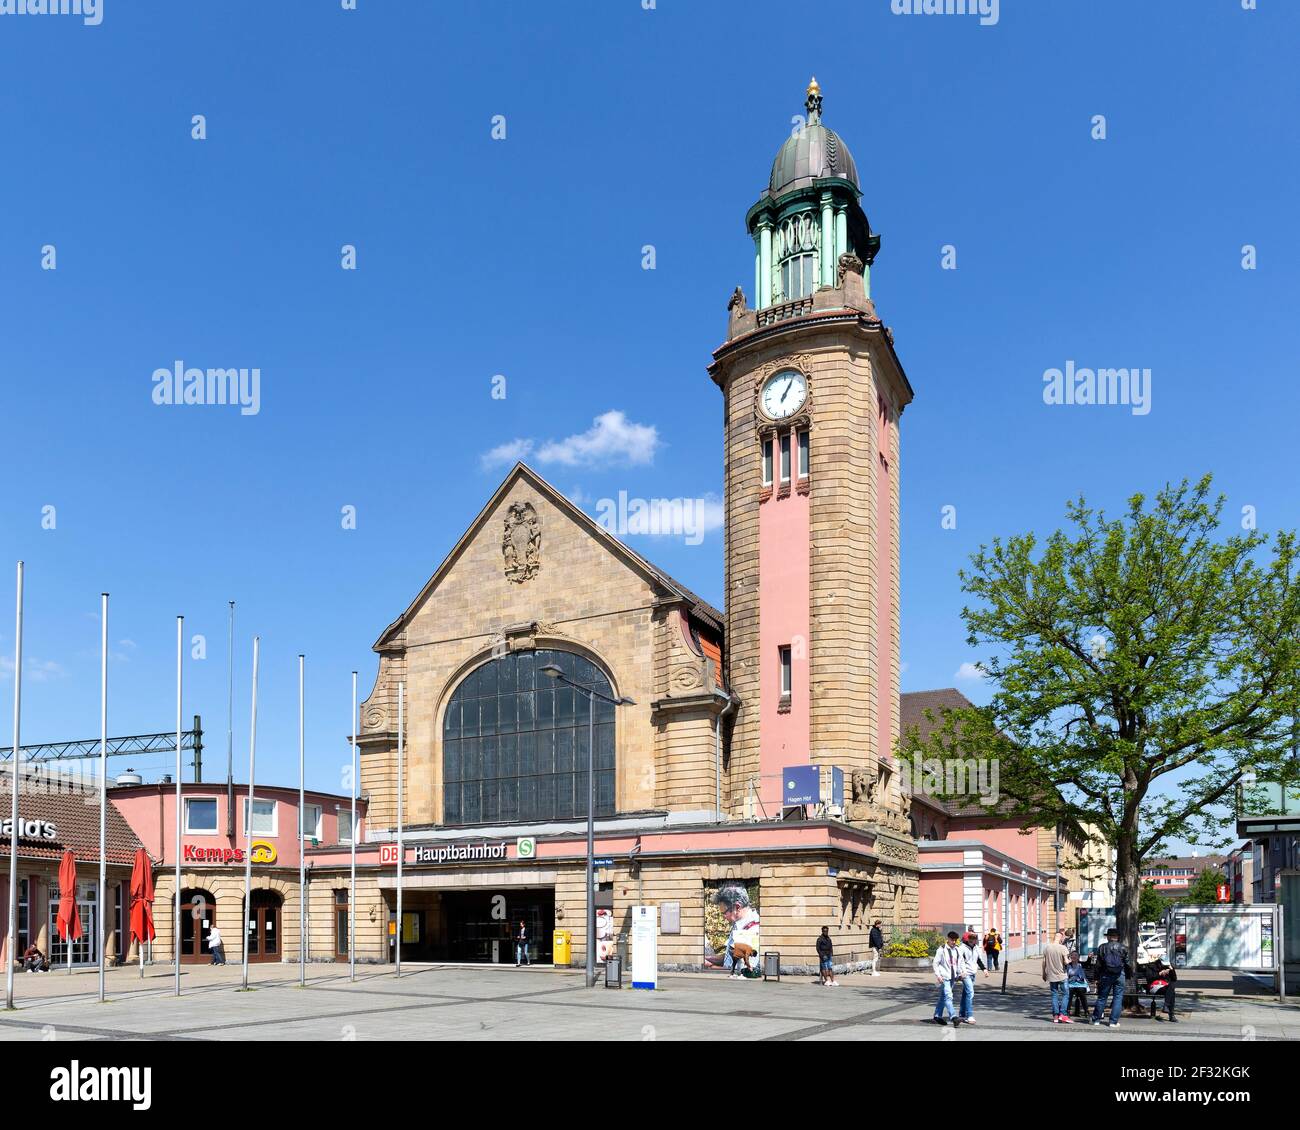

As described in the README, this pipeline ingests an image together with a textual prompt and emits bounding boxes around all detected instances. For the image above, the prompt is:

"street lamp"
[540,662,634,988]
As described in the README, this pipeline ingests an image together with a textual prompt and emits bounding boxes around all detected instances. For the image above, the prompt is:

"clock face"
[761,370,807,419]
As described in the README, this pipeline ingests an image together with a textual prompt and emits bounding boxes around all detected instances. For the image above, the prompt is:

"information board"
[631,904,658,990]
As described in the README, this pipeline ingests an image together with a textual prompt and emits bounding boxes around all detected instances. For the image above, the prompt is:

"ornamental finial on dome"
[805,76,823,123]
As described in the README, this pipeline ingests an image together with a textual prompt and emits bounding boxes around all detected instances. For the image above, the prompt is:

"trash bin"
[605,956,622,988]
[553,929,572,966]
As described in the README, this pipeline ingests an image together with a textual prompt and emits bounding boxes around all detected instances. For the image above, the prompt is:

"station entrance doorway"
[389,887,555,965]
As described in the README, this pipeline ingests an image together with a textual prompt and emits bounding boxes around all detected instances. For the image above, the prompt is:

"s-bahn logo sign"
[412,841,509,865]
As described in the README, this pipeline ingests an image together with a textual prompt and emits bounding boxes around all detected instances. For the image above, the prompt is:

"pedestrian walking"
[514,920,529,966]
[932,930,968,1026]
[984,928,1002,971]
[207,924,226,966]
[1091,927,1132,1028]
[868,920,884,976]
[1042,929,1072,1023]
[957,931,987,1024]
[816,926,838,987]
[1065,949,1089,1018]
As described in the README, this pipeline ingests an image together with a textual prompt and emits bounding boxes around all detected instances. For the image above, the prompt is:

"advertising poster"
[703,882,761,978]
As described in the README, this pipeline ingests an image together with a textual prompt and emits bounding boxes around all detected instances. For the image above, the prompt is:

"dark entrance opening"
[391,888,555,964]
[179,889,216,964]
[245,889,282,963]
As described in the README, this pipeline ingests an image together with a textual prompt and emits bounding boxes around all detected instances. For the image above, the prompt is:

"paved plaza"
[2,962,1295,1042]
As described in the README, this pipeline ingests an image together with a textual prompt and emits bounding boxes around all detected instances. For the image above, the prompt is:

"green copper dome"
[768,78,860,196]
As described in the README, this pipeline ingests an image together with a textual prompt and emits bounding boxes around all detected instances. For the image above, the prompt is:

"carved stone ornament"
[502,501,542,583]
[671,664,704,692]
[727,285,747,313]
[363,704,388,732]
[836,252,864,287]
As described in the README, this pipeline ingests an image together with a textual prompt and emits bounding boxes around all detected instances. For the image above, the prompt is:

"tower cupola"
[747,79,880,310]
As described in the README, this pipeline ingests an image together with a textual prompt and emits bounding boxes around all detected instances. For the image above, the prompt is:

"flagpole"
[241,637,259,992]
[349,671,357,983]
[97,594,108,1003]
[225,602,234,839]
[396,680,404,979]
[5,562,24,1011]
[174,616,183,996]
[298,653,305,988]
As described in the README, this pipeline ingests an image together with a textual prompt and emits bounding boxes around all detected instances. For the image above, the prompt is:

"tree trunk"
[1116,808,1142,1007]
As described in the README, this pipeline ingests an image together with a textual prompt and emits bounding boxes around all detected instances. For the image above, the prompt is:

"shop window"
[184,797,218,834]
[443,648,616,825]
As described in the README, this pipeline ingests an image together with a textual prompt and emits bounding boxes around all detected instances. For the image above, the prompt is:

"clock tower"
[710,80,914,826]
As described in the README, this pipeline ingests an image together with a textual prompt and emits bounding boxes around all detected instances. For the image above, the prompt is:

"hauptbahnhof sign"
[412,842,510,865]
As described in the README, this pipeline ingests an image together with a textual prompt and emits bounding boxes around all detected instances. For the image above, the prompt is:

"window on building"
[443,648,617,825]
[241,797,277,837]
[779,645,792,697]
[761,437,773,486]
[334,889,349,958]
[300,804,322,841]
[779,433,791,483]
[338,806,356,845]
[797,429,809,477]
[183,797,219,835]
[17,878,28,952]
[780,253,817,301]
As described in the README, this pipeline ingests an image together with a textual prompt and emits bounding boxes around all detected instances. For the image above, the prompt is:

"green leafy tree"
[1138,881,1170,923]
[1183,868,1229,905]
[901,477,1300,971]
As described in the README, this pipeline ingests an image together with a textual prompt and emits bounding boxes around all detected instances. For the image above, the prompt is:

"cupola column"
[820,193,834,287]
[758,219,773,310]
[836,207,848,263]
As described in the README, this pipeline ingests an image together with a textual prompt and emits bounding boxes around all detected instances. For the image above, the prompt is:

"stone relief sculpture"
[502,501,542,583]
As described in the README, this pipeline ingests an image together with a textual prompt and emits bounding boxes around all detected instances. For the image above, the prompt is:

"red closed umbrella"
[128,848,154,977]
[56,850,82,973]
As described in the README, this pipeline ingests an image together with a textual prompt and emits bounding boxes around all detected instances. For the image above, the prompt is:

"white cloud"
[0,657,65,683]
[479,438,535,471]
[535,411,660,468]
[480,411,661,474]
[954,661,988,682]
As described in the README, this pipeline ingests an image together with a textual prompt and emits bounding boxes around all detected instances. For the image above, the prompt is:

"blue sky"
[1,1,1296,856]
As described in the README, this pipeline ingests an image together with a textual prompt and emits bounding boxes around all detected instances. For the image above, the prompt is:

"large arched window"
[443,648,616,825]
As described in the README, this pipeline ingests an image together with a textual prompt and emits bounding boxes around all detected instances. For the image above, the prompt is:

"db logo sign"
[516,837,537,859]
[380,844,400,865]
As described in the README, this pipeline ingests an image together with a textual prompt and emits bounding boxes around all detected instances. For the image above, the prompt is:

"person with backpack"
[984,928,1002,971]
[1091,927,1132,1028]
